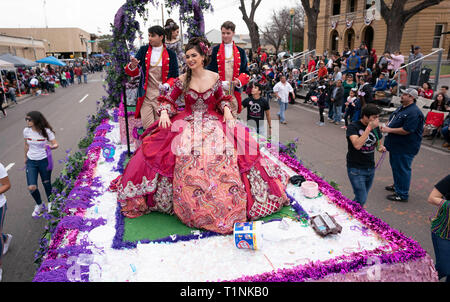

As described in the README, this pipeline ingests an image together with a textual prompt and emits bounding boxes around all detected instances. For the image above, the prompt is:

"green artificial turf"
[122,204,299,242]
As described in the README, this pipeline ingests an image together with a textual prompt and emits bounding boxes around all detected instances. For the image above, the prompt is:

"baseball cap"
[401,88,418,99]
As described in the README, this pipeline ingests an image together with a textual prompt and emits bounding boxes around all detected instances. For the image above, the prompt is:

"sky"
[1,0,301,38]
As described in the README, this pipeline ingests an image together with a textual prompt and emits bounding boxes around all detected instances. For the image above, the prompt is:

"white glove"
[158,83,170,92]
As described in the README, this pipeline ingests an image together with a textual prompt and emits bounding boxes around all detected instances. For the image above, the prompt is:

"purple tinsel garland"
[35,113,434,282]
[224,151,430,282]
[33,119,111,282]
[113,150,132,174]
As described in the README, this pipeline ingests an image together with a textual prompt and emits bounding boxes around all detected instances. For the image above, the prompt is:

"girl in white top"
[0,162,12,281]
[23,111,58,218]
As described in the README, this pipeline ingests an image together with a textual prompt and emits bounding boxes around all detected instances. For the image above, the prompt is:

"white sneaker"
[32,205,44,218]
[3,234,12,255]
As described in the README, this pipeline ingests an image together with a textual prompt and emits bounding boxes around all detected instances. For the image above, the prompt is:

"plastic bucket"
[301,181,319,198]
[233,221,263,250]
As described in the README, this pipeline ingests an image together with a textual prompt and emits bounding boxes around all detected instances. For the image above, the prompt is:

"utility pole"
[43,0,48,28]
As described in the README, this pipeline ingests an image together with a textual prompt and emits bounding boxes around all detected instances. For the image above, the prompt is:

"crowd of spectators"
[245,43,449,149]
[0,57,109,116]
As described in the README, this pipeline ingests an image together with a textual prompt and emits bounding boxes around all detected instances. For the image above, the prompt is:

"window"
[347,0,357,12]
[432,24,445,49]
[366,0,375,10]
[332,0,341,15]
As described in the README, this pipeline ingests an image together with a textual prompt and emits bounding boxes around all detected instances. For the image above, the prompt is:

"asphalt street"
[0,72,104,281]
[0,73,448,281]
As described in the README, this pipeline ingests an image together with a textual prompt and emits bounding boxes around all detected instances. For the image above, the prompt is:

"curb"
[1,94,36,109]
[430,74,450,79]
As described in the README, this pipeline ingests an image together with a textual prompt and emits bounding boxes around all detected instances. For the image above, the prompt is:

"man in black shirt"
[346,104,386,206]
[427,174,450,282]
[242,83,272,136]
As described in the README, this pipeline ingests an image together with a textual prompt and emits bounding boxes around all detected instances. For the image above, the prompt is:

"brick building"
[304,0,450,58]
[0,27,102,59]
[0,34,46,61]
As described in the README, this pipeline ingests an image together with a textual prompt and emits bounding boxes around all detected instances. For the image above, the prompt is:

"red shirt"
[419,88,433,99]
[74,67,82,76]
[318,67,328,79]
[261,52,267,62]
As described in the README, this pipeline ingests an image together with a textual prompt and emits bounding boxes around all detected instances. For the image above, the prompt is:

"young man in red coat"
[207,21,250,117]
[125,25,179,129]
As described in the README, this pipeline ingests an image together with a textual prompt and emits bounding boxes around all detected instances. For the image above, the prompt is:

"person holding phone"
[346,104,386,206]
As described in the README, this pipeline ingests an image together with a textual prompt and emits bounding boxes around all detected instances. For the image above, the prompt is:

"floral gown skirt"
[110,115,289,234]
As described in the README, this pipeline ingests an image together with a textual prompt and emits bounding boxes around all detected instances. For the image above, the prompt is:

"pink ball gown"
[110,76,289,234]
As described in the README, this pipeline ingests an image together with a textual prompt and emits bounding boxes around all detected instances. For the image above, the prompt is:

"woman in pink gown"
[110,37,289,234]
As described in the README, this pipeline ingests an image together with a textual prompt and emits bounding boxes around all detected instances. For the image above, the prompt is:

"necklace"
[150,48,164,67]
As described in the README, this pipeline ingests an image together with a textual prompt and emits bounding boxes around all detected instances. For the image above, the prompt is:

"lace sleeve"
[157,78,183,117]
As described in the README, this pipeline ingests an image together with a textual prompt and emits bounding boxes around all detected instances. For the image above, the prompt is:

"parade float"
[32,0,438,282]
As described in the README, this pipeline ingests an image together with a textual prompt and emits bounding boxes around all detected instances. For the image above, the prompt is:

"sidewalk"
[1,93,34,110]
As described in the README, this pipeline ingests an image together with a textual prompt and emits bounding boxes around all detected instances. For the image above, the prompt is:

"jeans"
[327,100,334,119]
[0,204,7,262]
[319,107,325,123]
[0,96,6,116]
[83,74,87,83]
[333,104,342,123]
[26,158,52,205]
[9,93,17,104]
[442,126,450,143]
[278,100,288,122]
[410,69,420,86]
[388,152,415,200]
[352,110,361,122]
[77,75,82,84]
[247,119,266,136]
[343,107,353,126]
[431,232,450,282]
[347,166,375,206]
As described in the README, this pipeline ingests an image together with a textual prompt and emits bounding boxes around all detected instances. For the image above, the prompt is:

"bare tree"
[300,0,320,51]
[262,5,305,54]
[239,0,262,52]
[262,9,291,54]
[380,0,444,52]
